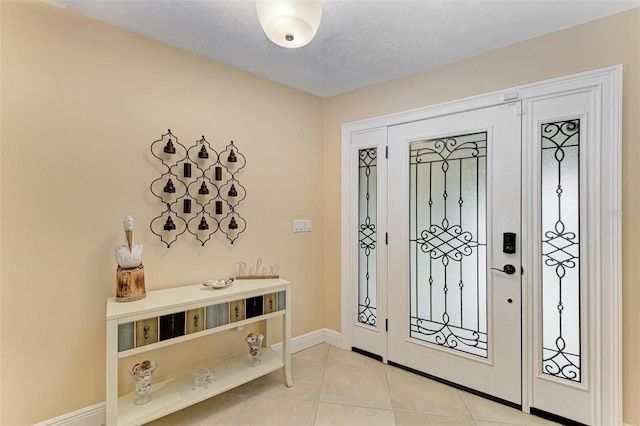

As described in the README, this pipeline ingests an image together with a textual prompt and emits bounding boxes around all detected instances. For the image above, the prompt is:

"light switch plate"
[293,219,312,232]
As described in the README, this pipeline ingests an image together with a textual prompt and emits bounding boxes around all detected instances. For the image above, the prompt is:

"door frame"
[340,65,622,424]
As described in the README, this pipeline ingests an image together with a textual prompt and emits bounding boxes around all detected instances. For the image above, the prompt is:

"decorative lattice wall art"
[150,129,247,247]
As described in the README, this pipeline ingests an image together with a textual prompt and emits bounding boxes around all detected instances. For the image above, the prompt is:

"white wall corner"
[322,328,342,348]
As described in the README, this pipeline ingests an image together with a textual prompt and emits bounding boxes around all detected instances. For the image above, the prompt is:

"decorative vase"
[246,333,264,367]
[130,360,157,405]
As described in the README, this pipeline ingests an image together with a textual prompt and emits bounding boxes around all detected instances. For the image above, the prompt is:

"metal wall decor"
[409,132,488,358]
[541,119,581,382]
[358,148,377,326]
[150,129,247,247]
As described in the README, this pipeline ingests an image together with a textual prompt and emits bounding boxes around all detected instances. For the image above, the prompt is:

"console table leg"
[283,286,293,387]
[106,319,119,425]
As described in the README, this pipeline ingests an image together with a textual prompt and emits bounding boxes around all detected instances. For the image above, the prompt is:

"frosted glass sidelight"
[409,133,487,358]
[358,148,377,326]
[541,119,581,382]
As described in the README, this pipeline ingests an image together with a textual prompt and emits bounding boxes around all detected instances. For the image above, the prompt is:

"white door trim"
[340,65,622,424]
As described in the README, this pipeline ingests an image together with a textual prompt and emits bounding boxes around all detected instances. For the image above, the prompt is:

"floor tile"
[142,344,563,426]
[226,379,256,395]
[394,410,477,426]
[188,393,249,426]
[320,359,392,409]
[293,342,330,361]
[145,392,248,426]
[231,396,317,426]
[476,422,558,426]
[459,392,559,425]
[326,345,382,366]
[386,364,472,418]
[250,357,325,401]
[474,422,558,426]
[314,403,395,426]
[144,406,193,426]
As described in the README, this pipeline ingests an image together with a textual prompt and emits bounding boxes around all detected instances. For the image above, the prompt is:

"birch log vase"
[116,264,146,302]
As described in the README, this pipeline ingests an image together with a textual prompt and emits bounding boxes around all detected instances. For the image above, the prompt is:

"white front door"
[343,67,622,426]
[387,103,522,405]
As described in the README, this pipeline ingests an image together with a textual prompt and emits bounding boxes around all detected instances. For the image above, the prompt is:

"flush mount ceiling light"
[256,0,323,48]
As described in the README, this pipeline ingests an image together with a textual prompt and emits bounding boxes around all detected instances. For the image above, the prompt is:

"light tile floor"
[146,344,560,426]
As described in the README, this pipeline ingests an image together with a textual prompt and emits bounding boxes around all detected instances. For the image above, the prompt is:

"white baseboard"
[271,328,341,355]
[32,402,106,426]
[34,329,341,426]
[322,328,342,348]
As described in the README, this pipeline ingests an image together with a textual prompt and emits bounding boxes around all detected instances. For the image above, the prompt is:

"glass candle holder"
[246,333,264,367]
[130,360,158,405]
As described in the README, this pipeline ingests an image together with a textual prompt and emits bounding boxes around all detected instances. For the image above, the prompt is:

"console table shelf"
[117,348,283,425]
[106,279,292,426]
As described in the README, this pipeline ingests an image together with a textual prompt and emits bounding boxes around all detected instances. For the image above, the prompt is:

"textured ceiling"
[45,0,639,98]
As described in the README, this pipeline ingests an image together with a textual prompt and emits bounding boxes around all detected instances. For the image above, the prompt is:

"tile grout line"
[311,350,329,426]
[311,344,332,426]
[383,362,400,426]
[456,387,480,425]
[229,383,255,426]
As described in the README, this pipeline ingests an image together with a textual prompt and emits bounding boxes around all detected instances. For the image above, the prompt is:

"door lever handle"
[491,264,516,275]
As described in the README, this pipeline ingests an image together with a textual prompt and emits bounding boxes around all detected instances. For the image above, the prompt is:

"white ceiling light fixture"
[256,0,323,49]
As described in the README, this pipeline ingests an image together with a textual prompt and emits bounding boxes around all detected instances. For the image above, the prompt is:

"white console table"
[105,278,292,425]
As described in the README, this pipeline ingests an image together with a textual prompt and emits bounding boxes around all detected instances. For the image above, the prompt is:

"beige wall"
[322,8,640,425]
[0,2,324,424]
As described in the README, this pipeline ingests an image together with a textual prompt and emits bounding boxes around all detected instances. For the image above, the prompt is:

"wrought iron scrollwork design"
[409,132,487,358]
[150,130,247,247]
[358,148,377,326]
[413,315,487,352]
[415,218,480,266]
[541,119,581,382]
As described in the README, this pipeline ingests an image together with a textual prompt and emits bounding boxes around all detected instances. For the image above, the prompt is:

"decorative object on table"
[129,360,158,405]
[191,367,216,390]
[246,332,264,367]
[202,277,235,289]
[114,215,146,302]
[150,129,247,247]
[236,258,280,279]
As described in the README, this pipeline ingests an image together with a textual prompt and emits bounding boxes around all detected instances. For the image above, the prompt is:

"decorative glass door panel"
[358,147,377,326]
[350,128,386,359]
[409,133,487,357]
[541,119,581,382]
